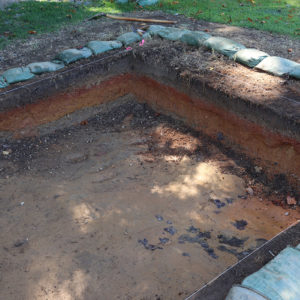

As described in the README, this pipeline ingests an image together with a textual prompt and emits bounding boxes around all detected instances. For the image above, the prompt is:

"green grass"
[0,0,299,49]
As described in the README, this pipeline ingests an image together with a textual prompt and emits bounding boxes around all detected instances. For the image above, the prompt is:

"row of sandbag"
[147,25,300,79]
[0,31,148,89]
[0,25,299,89]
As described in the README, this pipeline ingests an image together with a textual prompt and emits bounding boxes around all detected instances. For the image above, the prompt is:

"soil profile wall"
[0,72,299,188]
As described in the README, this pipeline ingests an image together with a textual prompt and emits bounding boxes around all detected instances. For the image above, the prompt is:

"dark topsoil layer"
[0,11,300,71]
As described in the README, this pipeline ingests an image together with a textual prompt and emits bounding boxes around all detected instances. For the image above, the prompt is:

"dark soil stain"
[212,199,226,209]
[164,226,177,235]
[218,235,248,247]
[232,220,248,230]
[218,245,254,260]
[178,232,217,259]
[138,238,163,251]
[159,238,169,245]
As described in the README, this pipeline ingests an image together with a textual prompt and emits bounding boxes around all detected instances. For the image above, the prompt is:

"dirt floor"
[0,98,299,300]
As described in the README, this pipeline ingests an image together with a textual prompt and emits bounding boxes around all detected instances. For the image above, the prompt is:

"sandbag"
[147,25,167,36]
[55,47,92,65]
[2,67,35,84]
[87,40,122,55]
[157,27,191,41]
[255,56,299,77]
[289,63,300,79]
[0,76,8,88]
[204,37,246,57]
[180,31,211,46]
[233,48,269,68]
[226,285,268,300]
[138,0,158,6]
[242,247,300,300]
[27,61,65,75]
[117,32,142,46]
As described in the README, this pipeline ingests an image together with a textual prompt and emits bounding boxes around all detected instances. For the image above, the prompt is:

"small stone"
[285,212,289,216]
[286,196,297,206]
[182,252,190,257]
[246,187,254,196]
[254,166,262,173]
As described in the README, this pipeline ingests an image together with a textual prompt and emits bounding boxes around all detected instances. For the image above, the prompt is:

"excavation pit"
[0,98,299,300]
[0,32,299,300]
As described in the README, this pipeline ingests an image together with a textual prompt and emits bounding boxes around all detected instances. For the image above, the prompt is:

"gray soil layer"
[0,99,299,300]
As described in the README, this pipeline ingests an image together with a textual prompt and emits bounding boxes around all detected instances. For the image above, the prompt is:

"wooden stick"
[88,13,176,24]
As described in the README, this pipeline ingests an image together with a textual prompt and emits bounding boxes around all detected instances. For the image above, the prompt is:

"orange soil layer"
[0,73,299,184]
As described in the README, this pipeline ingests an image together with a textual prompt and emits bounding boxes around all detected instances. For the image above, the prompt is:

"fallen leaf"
[287,196,297,205]
[80,120,88,126]
[247,17,253,22]
[28,30,37,34]
[2,149,12,155]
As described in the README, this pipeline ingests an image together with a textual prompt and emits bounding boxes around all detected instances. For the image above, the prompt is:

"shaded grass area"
[0,0,299,49]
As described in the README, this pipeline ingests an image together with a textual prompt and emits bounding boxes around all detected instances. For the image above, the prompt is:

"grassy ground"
[0,0,299,49]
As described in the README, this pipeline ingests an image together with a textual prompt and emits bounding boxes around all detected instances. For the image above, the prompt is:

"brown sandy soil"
[0,99,299,300]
